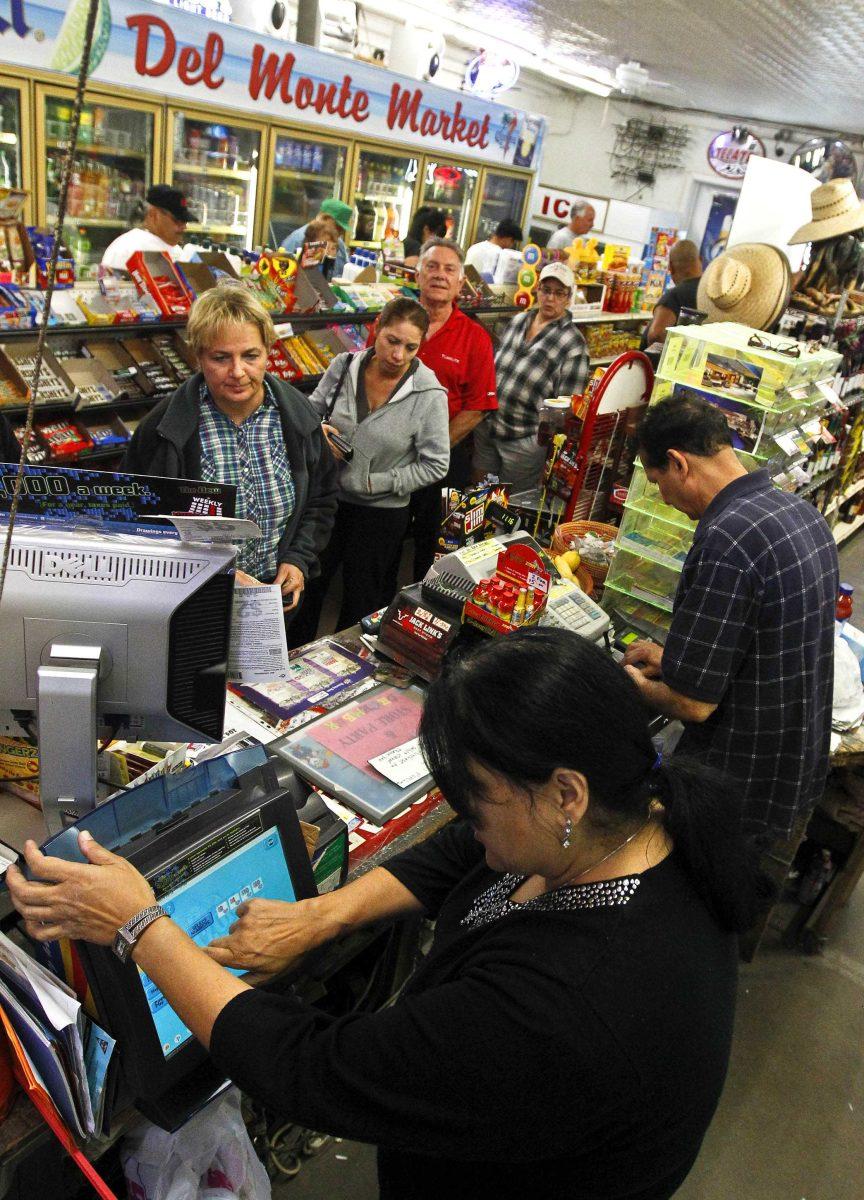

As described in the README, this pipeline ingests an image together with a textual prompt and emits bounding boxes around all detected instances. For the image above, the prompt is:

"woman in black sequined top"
[10,630,760,1200]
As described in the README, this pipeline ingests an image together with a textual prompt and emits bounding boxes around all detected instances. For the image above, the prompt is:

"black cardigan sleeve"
[209,915,632,1161]
[382,817,483,917]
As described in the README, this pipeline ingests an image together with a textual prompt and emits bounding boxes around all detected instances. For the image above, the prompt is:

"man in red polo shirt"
[409,237,497,576]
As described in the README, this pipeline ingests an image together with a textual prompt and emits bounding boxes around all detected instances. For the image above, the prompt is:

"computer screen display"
[141,822,296,1058]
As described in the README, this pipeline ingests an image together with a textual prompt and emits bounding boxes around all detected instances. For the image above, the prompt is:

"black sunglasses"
[747,333,800,358]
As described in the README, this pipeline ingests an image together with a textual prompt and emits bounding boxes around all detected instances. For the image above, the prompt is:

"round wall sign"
[707,129,766,180]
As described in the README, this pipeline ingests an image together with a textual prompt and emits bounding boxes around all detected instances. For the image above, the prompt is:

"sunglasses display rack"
[602,321,842,643]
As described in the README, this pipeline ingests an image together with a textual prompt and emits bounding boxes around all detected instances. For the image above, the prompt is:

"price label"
[816,380,843,407]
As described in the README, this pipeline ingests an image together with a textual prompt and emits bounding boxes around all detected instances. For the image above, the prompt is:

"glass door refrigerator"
[36,86,161,279]
[470,168,530,245]
[350,145,419,247]
[417,158,479,247]
[167,110,263,252]
[0,78,28,198]
[263,129,348,249]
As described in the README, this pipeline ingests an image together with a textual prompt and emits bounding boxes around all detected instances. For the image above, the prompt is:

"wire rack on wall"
[609,118,690,186]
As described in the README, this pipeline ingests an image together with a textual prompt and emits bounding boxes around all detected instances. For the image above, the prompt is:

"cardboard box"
[64,357,122,408]
[77,411,130,448]
[0,735,40,806]
[462,542,550,636]
[127,250,193,319]
[1,339,77,405]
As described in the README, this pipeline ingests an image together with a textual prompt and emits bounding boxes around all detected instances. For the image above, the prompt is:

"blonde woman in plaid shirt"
[472,262,590,494]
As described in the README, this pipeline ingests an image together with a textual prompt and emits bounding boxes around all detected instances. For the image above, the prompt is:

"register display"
[141,825,296,1057]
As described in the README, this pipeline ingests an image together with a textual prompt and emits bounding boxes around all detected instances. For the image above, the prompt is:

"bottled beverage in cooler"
[92,106,106,145]
[71,227,91,274]
[384,203,399,241]
[186,125,202,165]
[312,146,324,173]
[78,109,93,145]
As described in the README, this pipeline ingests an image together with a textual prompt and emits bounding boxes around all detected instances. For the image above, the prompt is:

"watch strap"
[112,904,167,962]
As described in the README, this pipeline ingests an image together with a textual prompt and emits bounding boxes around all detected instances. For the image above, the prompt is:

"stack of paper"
[0,932,114,1139]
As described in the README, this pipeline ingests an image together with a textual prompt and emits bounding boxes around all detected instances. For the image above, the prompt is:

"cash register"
[423,531,611,643]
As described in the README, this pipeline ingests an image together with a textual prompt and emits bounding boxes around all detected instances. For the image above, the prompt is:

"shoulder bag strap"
[323,354,354,422]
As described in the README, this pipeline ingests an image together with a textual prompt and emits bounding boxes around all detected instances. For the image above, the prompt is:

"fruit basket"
[550,519,618,583]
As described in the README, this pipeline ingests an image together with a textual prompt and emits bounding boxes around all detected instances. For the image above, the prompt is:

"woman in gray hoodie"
[291,297,450,639]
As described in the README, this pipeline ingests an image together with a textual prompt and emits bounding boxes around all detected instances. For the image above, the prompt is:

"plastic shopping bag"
[122,1088,271,1200]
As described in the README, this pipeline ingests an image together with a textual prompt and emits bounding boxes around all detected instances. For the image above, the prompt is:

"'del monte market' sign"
[0,0,545,167]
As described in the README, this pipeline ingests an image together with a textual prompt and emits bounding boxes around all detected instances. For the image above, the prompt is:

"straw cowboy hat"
[790,178,864,244]
[696,243,791,331]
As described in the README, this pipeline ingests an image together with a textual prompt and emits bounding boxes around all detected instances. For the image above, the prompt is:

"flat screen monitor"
[0,523,236,832]
[77,767,317,1127]
[144,822,297,1058]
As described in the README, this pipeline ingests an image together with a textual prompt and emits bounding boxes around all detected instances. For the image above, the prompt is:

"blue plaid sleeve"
[661,542,757,703]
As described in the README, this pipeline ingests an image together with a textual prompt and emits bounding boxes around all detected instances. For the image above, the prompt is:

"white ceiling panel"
[435,0,864,132]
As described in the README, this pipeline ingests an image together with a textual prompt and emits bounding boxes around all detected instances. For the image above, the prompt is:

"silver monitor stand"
[37,643,101,836]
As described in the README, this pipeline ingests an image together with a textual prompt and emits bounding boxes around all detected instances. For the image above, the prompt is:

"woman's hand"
[6,832,156,945]
[321,423,347,461]
[273,562,305,611]
[204,895,329,982]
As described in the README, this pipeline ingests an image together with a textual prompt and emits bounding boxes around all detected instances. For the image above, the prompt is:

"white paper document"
[164,515,262,543]
[369,737,429,788]
[228,585,290,683]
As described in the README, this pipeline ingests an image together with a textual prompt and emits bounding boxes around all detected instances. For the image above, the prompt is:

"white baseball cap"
[538,261,575,291]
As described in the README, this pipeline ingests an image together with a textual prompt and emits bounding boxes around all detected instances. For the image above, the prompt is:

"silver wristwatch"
[112,905,167,963]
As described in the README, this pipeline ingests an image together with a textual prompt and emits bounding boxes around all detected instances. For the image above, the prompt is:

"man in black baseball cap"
[101,184,197,272]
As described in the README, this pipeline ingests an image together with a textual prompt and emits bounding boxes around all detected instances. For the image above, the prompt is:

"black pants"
[289,500,410,644]
[408,439,474,580]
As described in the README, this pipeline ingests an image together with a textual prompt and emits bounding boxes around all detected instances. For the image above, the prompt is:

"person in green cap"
[279,198,353,277]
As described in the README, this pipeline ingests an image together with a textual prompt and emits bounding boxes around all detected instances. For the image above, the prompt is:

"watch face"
[112,930,134,962]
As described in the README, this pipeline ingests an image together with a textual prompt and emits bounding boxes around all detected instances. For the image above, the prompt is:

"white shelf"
[590,353,642,366]
[572,311,652,324]
[272,169,338,184]
[828,476,864,518]
[173,163,253,182]
[834,511,864,546]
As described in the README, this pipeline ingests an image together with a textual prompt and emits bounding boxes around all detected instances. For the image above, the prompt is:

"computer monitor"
[74,758,318,1129]
[0,524,235,834]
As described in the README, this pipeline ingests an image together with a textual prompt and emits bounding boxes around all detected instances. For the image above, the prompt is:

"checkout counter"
[0,529,624,1195]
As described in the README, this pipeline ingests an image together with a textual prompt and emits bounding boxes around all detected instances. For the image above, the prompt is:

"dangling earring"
[561,817,572,849]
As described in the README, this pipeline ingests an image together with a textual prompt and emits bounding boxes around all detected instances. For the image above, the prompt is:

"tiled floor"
[274,531,864,1199]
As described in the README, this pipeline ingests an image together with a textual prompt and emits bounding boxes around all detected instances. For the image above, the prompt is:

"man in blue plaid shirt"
[623,393,838,844]
[472,262,590,494]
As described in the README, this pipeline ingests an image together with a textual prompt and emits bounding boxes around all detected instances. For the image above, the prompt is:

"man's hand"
[204,896,328,982]
[622,639,663,678]
[624,663,653,696]
[7,833,156,945]
[234,569,261,587]
[274,562,305,611]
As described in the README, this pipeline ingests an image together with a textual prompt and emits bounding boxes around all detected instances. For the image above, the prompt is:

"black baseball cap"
[146,184,196,224]
[495,219,523,241]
